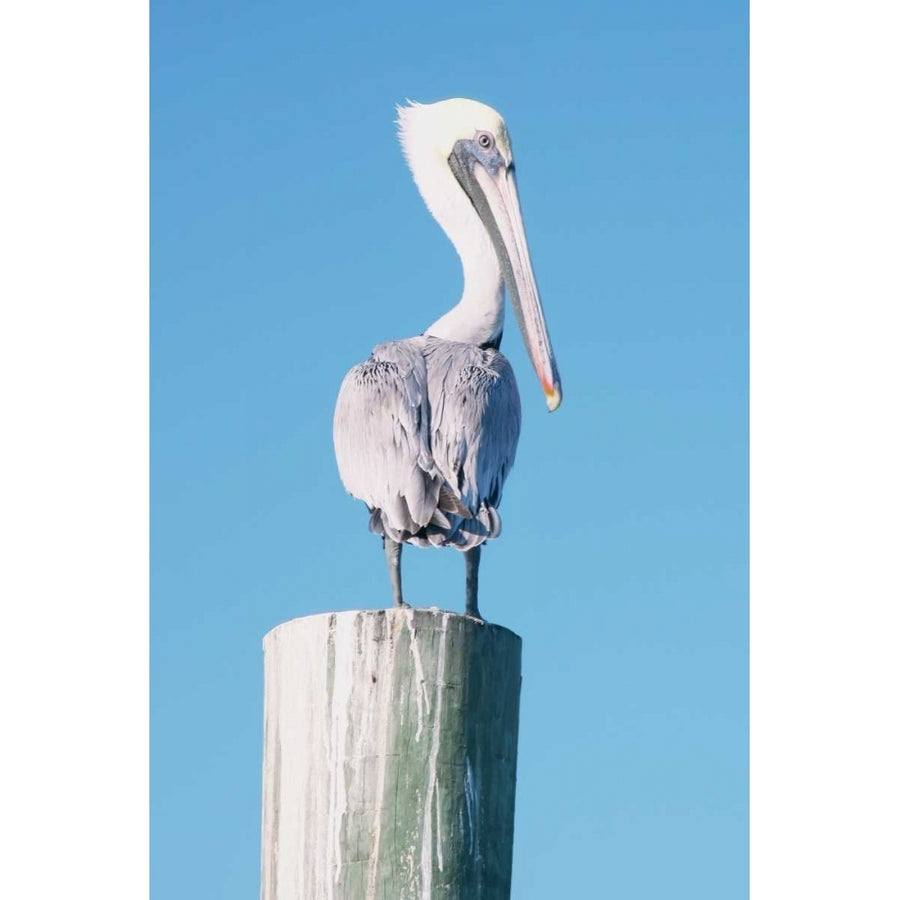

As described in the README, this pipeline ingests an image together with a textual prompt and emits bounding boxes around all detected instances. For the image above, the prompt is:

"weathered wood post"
[260,608,522,899]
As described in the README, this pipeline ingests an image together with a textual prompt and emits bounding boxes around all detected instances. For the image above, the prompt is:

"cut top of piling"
[263,606,521,649]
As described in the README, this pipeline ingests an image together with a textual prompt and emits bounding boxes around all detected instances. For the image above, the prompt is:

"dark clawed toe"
[465,610,486,625]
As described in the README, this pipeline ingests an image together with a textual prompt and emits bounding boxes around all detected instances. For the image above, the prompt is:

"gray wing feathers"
[424,341,521,547]
[333,339,441,534]
[334,336,521,550]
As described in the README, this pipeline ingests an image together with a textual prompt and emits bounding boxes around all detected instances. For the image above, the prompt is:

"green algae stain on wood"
[261,609,522,900]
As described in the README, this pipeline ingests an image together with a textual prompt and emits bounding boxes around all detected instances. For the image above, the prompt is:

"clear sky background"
[151,1,747,897]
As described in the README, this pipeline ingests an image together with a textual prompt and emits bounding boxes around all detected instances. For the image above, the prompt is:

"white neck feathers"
[397,102,504,347]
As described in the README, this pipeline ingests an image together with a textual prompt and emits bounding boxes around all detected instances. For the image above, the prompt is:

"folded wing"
[424,338,522,547]
[333,336,521,550]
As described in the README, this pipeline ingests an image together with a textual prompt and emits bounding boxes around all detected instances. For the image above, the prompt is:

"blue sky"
[151,0,747,896]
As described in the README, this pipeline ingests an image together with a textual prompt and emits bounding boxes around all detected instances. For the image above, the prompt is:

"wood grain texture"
[260,609,522,900]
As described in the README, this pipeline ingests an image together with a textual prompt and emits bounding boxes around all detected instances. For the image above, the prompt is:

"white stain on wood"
[464,756,477,856]
[365,614,396,900]
[404,610,430,742]
[260,609,521,899]
[420,612,448,900]
[325,613,355,895]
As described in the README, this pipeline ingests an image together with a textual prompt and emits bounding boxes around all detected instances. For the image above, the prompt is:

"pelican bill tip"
[545,386,562,412]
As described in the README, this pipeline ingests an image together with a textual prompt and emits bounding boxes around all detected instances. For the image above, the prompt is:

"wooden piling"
[260,608,522,899]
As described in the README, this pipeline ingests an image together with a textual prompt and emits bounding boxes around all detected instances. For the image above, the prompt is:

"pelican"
[333,98,561,620]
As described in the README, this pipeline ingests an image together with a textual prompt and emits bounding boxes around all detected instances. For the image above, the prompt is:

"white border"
[0,2,148,897]
[752,1,899,897]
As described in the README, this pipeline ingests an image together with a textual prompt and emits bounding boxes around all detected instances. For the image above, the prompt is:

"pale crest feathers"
[395,99,513,232]
[396,98,512,166]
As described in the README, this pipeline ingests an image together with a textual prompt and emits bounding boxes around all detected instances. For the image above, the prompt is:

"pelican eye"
[476,131,494,150]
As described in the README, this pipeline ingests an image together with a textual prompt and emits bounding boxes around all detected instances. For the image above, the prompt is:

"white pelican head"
[396,98,562,412]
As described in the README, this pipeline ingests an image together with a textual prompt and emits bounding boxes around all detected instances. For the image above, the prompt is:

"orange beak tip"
[544,386,562,412]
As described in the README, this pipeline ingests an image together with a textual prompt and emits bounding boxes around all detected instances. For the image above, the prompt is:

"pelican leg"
[383,537,409,608]
[464,545,483,621]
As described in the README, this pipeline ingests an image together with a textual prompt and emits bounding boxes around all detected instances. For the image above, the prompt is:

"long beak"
[450,146,562,411]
